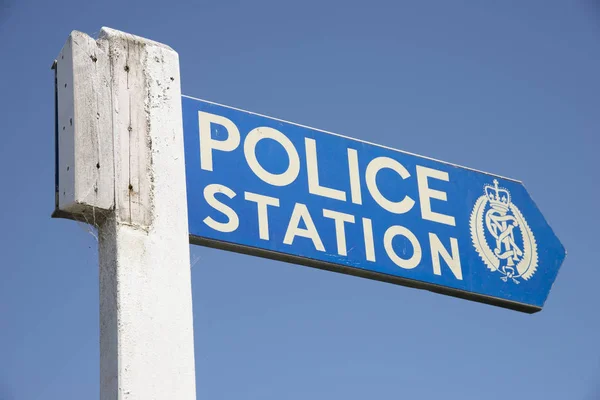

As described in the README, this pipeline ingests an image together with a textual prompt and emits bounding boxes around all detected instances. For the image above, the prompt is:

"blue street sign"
[182,95,566,313]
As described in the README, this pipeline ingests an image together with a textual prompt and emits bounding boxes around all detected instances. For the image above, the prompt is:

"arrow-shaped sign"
[182,95,566,313]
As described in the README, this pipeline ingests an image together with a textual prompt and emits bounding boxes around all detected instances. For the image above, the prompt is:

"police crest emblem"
[469,180,538,283]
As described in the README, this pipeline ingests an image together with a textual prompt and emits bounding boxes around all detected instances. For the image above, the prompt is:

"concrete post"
[54,28,196,399]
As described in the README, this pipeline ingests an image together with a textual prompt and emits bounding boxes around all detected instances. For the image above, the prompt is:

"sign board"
[182,95,566,313]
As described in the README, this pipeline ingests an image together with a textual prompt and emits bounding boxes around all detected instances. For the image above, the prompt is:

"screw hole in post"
[96,163,100,169]
[70,118,73,126]
[124,65,130,72]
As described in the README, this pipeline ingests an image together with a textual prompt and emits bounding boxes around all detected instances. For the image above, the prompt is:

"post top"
[98,27,176,52]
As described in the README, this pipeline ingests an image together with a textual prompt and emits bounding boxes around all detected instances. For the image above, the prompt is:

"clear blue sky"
[1,1,599,399]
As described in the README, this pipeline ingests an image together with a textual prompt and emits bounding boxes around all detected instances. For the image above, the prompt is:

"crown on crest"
[484,179,511,212]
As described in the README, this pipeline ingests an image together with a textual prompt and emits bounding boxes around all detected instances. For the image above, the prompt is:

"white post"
[54,28,196,399]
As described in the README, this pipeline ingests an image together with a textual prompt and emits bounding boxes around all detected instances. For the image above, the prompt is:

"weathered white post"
[54,28,196,399]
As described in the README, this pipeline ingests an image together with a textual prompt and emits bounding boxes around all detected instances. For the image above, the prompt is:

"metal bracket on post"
[54,28,196,400]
